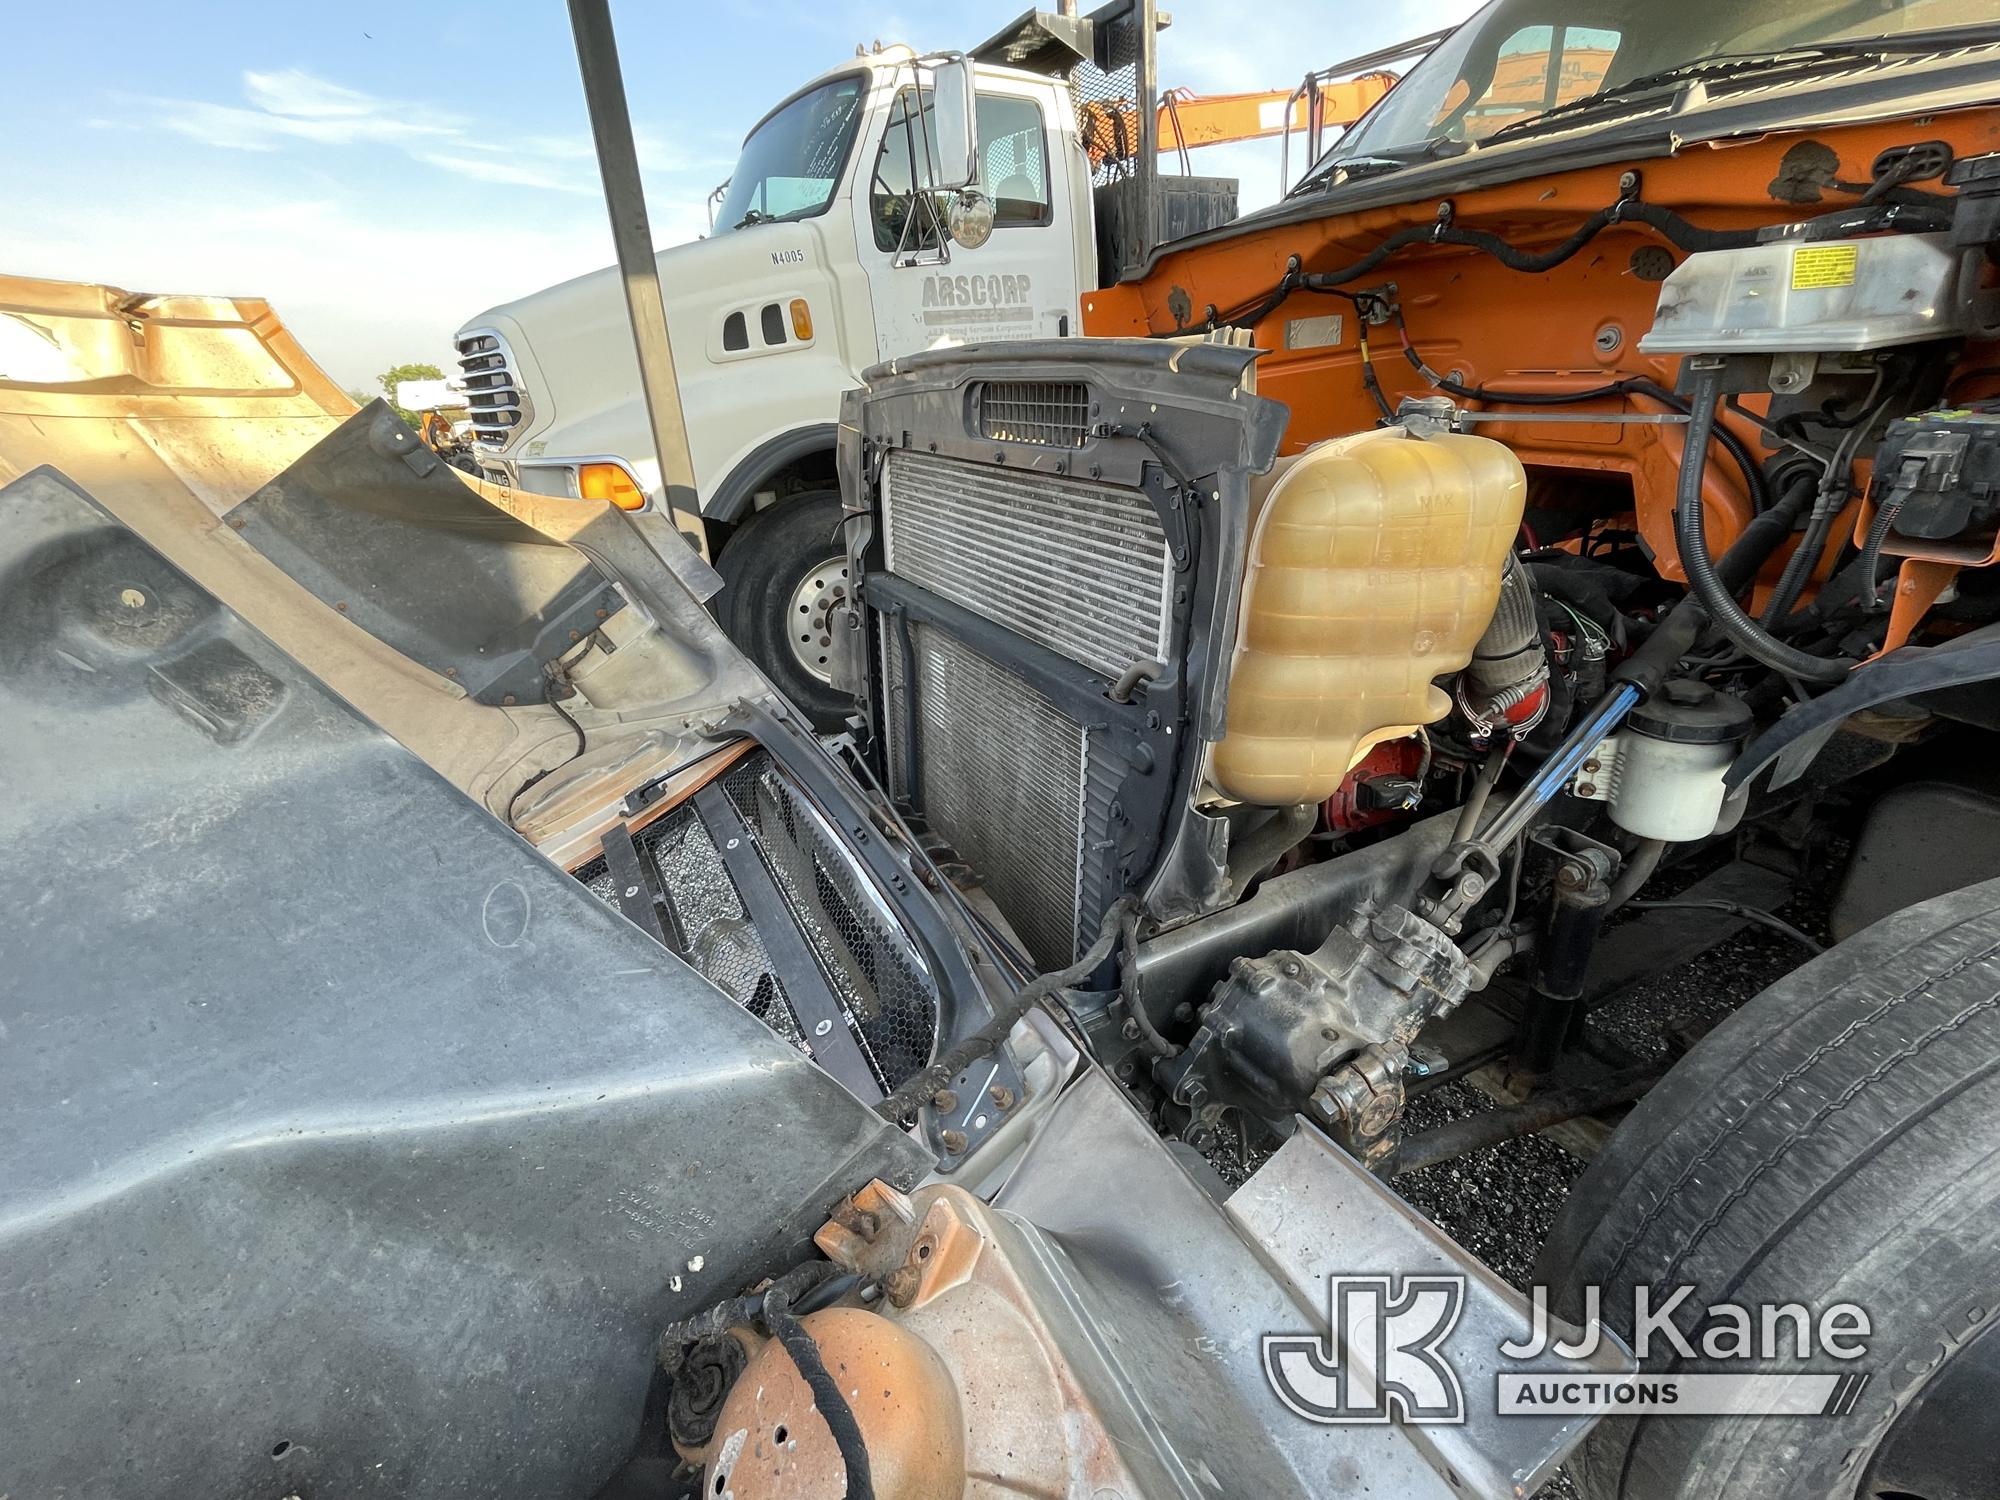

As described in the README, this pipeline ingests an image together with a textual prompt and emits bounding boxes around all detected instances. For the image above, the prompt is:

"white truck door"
[858,79,1081,360]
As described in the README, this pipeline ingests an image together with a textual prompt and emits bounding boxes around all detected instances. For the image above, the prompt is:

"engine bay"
[8,65,2000,1500]
[822,118,2000,1182]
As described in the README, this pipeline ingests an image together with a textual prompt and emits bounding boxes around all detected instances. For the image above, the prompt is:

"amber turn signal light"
[578,462,647,512]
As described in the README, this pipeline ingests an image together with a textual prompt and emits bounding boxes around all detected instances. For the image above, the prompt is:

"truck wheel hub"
[786,556,849,685]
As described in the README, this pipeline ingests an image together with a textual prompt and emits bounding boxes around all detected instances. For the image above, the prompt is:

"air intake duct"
[1461,553,1550,737]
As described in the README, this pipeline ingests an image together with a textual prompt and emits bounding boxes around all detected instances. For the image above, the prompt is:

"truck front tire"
[714,490,852,731]
[1537,877,2000,1500]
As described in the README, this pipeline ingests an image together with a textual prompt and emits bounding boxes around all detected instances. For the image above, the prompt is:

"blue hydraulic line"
[1470,681,1642,855]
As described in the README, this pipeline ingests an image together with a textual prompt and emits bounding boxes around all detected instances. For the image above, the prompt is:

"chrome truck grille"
[883,449,1171,679]
[454,328,531,448]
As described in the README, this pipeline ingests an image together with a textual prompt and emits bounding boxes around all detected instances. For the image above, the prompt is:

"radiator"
[883,449,1173,679]
[854,342,1283,971]
[879,447,1172,968]
[886,622,1090,968]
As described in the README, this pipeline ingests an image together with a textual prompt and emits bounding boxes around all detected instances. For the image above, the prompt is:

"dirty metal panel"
[226,400,622,704]
[0,465,926,1499]
[1226,1126,1634,1497]
[993,1071,1464,1500]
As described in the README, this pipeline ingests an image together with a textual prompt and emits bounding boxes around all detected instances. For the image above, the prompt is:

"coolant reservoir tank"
[1212,425,1527,805]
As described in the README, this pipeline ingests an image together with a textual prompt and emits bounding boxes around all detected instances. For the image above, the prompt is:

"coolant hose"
[1736,467,1820,616]
[1226,803,1317,894]
[1465,554,1548,720]
[1672,364,1853,685]
[1606,838,1667,911]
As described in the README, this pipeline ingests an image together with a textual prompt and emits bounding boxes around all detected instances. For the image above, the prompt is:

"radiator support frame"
[842,341,1288,965]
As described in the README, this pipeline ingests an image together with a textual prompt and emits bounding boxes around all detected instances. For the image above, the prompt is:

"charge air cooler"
[841,343,1285,967]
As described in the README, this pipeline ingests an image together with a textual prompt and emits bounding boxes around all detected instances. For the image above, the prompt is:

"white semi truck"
[453,1,1409,721]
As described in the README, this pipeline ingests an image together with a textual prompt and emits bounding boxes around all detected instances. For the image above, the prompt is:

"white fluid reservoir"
[1587,679,1754,843]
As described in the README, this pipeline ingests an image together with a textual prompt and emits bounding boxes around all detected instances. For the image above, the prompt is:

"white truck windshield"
[716,75,868,229]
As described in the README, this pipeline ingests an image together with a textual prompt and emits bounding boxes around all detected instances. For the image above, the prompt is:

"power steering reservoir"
[1579,679,1754,842]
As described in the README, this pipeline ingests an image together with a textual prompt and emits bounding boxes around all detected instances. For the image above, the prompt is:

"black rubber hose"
[1761,412,1881,626]
[875,898,1138,1122]
[1606,464,1816,695]
[1722,467,1818,595]
[1672,364,1854,684]
[762,1284,875,1500]
[1752,467,1831,627]
[1225,802,1317,894]
[1116,905,1181,1059]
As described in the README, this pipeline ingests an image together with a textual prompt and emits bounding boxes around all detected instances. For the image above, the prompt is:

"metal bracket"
[925,1051,1028,1171]
[600,818,680,954]
[694,784,885,1101]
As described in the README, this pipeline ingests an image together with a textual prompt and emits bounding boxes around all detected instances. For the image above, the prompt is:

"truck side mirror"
[927,57,978,192]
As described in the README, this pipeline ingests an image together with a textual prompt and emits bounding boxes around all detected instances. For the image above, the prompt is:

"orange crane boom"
[1080,71,1400,164]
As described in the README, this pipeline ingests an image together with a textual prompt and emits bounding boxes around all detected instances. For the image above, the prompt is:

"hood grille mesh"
[578,750,937,1091]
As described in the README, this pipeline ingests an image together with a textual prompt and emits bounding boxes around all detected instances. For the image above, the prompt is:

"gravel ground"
[1392,838,1844,1499]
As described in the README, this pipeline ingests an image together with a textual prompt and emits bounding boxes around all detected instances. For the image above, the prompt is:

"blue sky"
[0,0,1476,389]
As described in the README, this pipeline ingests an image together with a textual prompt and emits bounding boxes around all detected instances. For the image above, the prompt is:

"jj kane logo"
[1265,1276,1873,1424]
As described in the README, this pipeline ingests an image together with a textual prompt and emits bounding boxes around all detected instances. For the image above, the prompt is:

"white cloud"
[0,188,708,389]
[109,68,727,189]
[16,64,732,385]
[240,68,407,122]
[412,152,597,195]
[136,70,463,153]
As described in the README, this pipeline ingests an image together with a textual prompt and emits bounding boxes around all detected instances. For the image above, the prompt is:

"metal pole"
[1132,0,1159,274]
[566,0,722,599]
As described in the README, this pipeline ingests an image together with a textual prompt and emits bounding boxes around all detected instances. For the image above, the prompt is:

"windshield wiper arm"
[1289,137,1468,197]
[732,208,771,230]
[1327,155,1414,181]
[1482,43,1913,145]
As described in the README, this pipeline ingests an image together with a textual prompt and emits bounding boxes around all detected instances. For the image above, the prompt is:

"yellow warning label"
[1791,243,1859,291]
